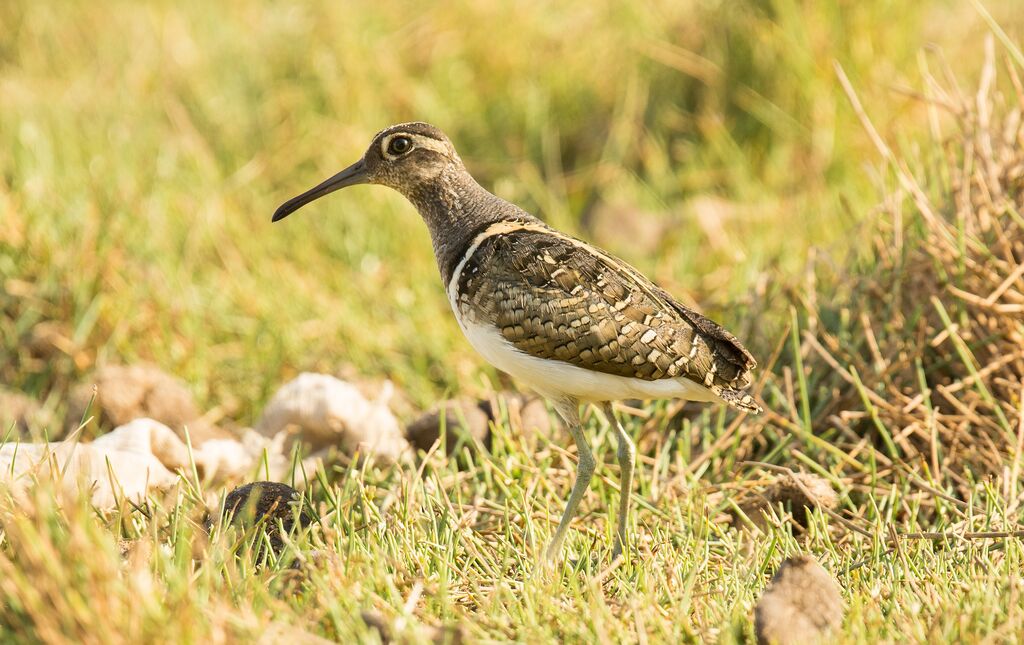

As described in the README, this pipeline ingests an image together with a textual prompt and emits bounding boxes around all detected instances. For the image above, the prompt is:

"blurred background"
[1,0,1020,423]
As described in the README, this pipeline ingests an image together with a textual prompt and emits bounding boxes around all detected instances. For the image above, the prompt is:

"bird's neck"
[405,164,538,286]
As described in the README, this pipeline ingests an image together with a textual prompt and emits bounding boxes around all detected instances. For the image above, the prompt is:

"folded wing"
[453,225,760,412]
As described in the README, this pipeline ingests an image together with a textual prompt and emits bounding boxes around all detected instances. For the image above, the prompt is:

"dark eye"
[388,136,412,155]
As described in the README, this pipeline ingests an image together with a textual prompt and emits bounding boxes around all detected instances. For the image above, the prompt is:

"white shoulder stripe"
[445,220,551,306]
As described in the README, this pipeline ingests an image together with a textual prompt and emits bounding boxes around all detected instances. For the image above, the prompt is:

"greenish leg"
[545,398,595,561]
[602,402,635,559]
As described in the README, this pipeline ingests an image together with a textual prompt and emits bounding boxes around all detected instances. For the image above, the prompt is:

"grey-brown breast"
[453,224,758,404]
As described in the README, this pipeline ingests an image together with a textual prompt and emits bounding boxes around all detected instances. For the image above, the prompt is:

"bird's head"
[272,122,462,222]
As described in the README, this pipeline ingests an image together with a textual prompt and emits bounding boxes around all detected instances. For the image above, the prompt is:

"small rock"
[66,364,207,439]
[755,555,844,645]
[0,440,178,509]
[406,397,491,452]
[518,396,550,425]
[337,364,418,420]
[192,430,284,483]
[216,481,313,557]
[92,418,192,472]
[0,388,53,437]
[256,373,408,463]
[769,472,839,526]
[502,394,552,448]
[406,393,551,453]
[733,471,838,531]
[88,419,317,487]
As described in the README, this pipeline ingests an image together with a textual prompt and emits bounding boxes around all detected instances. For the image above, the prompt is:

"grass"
[2,0,1024,642]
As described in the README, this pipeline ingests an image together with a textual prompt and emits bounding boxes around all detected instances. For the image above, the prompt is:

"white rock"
[0,440,178,509]
[92,418,192,471]
[96,419,316,484]
[0,392,361,510]
[194,429,291,482]
[256,373,408,463]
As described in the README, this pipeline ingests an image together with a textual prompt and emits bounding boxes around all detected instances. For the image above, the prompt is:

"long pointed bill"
[271,159,369,222]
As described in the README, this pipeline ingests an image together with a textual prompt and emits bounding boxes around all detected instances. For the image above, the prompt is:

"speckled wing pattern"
[454,223,761,413]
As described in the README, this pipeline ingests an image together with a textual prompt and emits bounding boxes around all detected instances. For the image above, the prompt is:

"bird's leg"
[546,398,595,561]
[602,402,636,559]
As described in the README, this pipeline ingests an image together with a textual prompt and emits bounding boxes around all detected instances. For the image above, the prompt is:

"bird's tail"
[713,385,763,414]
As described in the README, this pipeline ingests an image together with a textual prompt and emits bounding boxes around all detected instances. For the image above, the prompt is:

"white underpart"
[446,222,723,404]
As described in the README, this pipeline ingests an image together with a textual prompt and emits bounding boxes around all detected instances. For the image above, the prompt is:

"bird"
[272,122,761,560]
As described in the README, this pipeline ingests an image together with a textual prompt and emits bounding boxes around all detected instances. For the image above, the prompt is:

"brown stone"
[755,555,844,644]
[733,471,839,531]
[406,397,491,452]
[405,393,552,453]
[66,364,211,440]
[214,481,313,558]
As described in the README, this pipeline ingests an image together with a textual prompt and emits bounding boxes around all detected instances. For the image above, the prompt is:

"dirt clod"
[734,471,838,531]
[66,364,208,439]
[405,392,551,453]
[755,555,843,645]
[406,397,491,452]
[216,481,313,557]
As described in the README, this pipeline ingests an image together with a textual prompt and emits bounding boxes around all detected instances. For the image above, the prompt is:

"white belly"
[455,314,719,404]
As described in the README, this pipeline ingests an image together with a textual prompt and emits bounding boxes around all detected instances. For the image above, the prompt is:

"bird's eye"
[387,136,412,156]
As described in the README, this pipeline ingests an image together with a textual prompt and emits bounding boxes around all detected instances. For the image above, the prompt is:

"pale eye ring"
[387,136,412,155]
